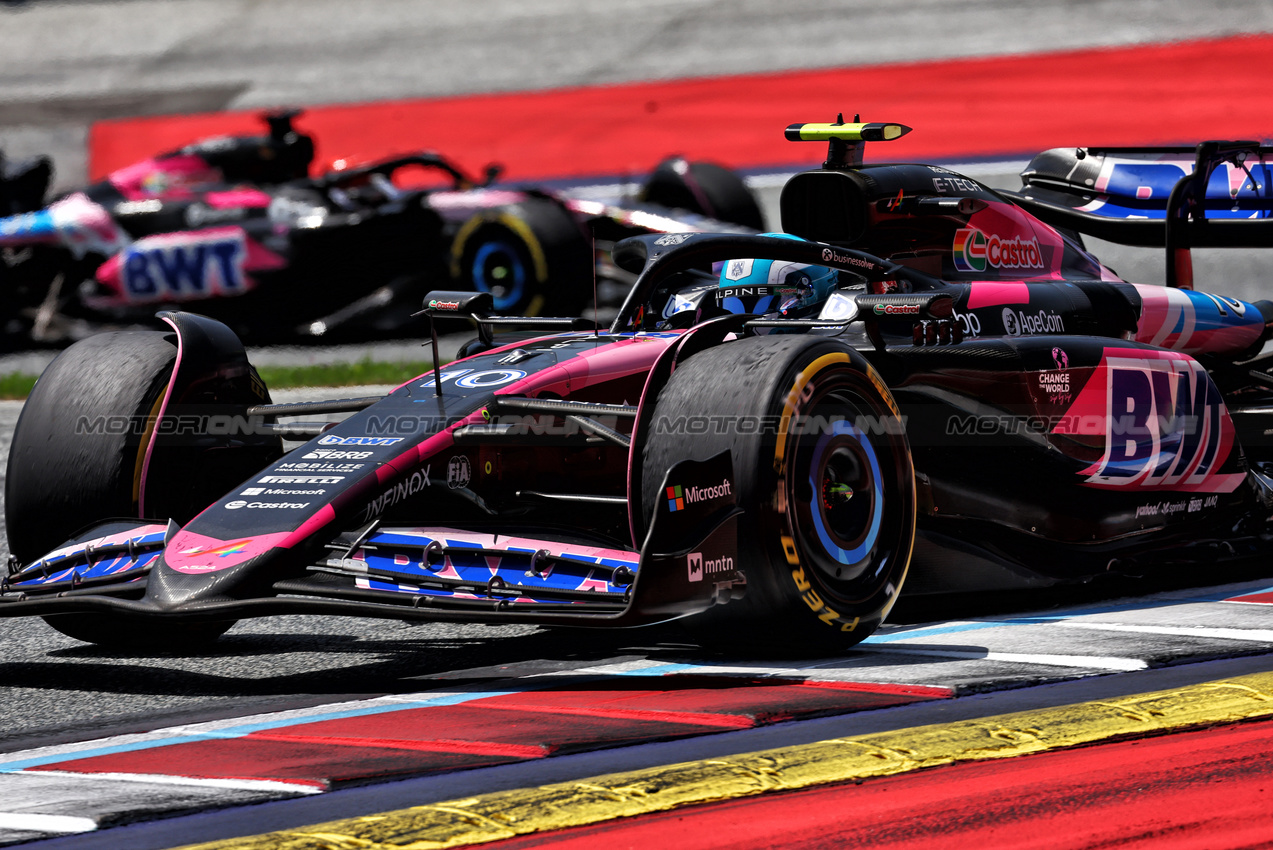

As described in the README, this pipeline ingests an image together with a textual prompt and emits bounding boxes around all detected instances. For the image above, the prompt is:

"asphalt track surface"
[1,1,1272,847]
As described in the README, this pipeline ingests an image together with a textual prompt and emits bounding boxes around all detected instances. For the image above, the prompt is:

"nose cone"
[146,530,297,610]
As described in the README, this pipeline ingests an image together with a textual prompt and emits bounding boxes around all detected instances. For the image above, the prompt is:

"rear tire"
[641,158,765,231]
[451,197,593,316]
[6,330,275,646]
[641,336,915,656]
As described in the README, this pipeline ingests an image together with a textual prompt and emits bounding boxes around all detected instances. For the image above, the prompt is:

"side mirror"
[420,290,494,317]
[418,291,494,398]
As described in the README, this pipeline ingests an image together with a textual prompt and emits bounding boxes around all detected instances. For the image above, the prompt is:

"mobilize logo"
[278,461,364,472]
[687,551,735,582]
[666,477,733,512]
[952,227,1044,273]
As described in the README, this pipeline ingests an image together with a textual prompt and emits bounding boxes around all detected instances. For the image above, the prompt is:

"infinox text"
[361,466,432,521]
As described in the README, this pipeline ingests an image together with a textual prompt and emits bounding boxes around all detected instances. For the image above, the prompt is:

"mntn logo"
[666,484,684,511]
[686,551,734,582]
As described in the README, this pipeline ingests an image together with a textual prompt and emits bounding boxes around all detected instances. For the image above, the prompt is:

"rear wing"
[1003,140,1273,289]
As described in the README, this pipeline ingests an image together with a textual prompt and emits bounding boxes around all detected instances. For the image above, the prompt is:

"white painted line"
[1227,599,1273,608]
[1058,622,1273,643]
[562,660,887,680]
[0,813,96,834]
[25,770,323,794]
[867,645,1148,672]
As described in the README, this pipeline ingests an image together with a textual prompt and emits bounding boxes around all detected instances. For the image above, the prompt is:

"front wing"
[0,455,745,629]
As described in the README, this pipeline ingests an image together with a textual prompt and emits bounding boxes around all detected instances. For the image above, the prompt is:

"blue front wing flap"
[321,528,638,605]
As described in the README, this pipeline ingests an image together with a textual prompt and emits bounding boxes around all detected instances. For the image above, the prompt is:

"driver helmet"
[717,234,840,318]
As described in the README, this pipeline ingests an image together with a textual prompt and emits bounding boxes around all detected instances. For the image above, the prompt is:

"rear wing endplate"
[1010,140,1273,289]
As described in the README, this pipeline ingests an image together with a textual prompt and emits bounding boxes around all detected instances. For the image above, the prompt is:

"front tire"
[451,197,593,316]
[6,329,276,646]
[641,335,915,656]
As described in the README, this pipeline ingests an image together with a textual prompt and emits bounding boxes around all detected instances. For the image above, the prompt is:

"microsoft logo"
[666,484,684,512]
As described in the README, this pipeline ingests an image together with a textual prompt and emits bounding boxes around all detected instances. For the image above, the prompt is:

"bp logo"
[666,484,685,512]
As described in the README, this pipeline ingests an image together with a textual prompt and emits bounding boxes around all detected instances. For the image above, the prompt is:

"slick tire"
[640,158,765,231]
[5,331,249,646]
[451,197,593,316]
[641,336,915,656]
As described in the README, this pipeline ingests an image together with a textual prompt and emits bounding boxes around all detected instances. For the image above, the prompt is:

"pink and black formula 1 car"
[0,112,762,346]
[3,121,1272,656]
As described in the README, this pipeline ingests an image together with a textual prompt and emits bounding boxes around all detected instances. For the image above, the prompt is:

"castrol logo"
[953,227,1043,273]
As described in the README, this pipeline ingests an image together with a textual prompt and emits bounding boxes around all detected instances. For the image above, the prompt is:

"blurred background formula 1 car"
[6,120,1273,658]
[0,111,763,346]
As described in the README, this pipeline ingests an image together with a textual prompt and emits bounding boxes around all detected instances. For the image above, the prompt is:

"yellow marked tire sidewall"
[450,210,550,285]
[130,390,170,511]
[772,350,915,633]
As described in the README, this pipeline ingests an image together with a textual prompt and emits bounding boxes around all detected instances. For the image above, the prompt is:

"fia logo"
[447,455,472,489]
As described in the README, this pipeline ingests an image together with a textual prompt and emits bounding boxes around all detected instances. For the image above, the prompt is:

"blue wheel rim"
[805,419,884,567]
[470,240,527,312]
